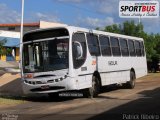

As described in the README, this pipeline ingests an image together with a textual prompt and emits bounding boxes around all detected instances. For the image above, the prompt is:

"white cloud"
[0,3,21,23]
[95,0,118,14]
[57,0,83,3]
[56,0,118,14]
[30,12,60,22]
[142,18,160,33]
[77,16,115,28]
[0,3,60,24]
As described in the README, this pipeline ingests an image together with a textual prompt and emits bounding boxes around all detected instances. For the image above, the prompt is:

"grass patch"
[138,73,160,81]
[148,73,160,76]
[0,96,26,106]
[0,68,4,70]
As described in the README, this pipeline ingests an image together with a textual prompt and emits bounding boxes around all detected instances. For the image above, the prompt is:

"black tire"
[48,92,59,100]
[87,76,100,98]
[126,71,136,89]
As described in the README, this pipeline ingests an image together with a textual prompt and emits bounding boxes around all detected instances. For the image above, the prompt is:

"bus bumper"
[22,77,78,94]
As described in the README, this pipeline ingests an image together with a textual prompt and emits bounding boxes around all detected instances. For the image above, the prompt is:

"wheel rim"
[131,74,135,87]
[89,76,97,97]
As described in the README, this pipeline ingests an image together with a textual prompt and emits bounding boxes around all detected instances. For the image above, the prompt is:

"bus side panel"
[98,56,131,86]
[73,53,97,90]
[97,55,147,86]
[131,57,147,79]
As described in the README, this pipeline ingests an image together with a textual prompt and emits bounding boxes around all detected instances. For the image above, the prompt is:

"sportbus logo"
[119,1,159,18]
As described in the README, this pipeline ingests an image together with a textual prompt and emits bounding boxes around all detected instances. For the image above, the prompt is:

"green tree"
[104,24,121,34]
[0,39,11,56]
[0,39,7,56]
[100,20,160,62]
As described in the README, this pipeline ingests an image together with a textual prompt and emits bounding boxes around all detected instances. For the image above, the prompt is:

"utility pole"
[139,15,141,24]
[138,15,141,34]
[20,0,24,77]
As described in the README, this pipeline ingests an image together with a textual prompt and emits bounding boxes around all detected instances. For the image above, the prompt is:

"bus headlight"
[24,74,33,79]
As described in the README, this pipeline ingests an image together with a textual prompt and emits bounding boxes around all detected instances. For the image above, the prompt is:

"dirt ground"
[0,73,160,120]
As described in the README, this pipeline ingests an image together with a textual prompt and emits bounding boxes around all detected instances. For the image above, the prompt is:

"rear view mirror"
[73,41,83,59]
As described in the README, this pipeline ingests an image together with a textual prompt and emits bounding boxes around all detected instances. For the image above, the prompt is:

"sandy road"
[0,73,160,120]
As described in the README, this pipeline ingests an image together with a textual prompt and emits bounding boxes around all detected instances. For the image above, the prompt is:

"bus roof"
[66,26,143,41]
[24,25,144,41]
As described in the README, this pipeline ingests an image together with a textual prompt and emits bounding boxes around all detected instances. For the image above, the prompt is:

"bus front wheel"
[87,76,100,98]
[48,92,59,100]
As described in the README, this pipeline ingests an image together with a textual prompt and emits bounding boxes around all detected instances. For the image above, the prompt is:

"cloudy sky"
[0,0,159,33]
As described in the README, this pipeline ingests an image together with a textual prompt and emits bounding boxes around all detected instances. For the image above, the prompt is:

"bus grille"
[30,86,65,92]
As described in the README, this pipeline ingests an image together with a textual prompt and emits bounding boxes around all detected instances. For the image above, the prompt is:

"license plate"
[41,85,50,90]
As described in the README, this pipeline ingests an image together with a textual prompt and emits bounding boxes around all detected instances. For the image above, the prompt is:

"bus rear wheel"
[87,76,100,98]
[126,71,136,89]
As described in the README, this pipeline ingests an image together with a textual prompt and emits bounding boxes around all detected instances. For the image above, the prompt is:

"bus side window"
[128,40,136,56]
[86,33,100,56]
[72,33,87,69]
[99,35,111,56]
[140,41,145,56]
[120,38,129,56]
[135,41,142,57]
[110,37,121,56]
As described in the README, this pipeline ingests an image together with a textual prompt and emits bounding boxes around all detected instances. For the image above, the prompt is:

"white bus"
[21,26,147,98]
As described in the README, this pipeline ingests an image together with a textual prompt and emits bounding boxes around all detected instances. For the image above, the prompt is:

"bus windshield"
[23,38,69,73]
